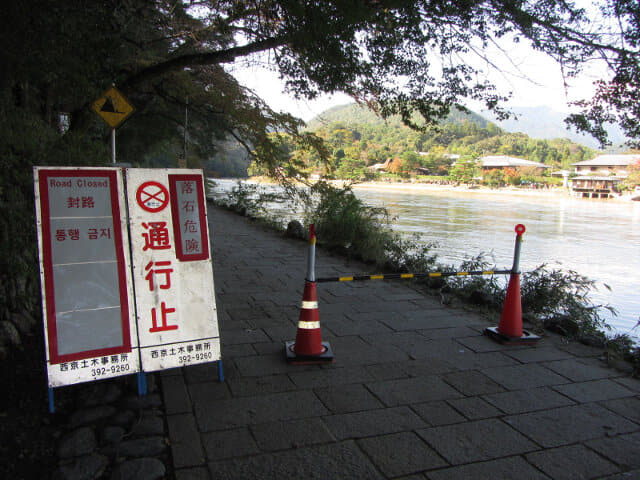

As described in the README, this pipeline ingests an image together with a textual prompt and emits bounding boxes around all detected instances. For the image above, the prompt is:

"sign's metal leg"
[218,360,224,382]
[137,372,147,396]
[111,128,116,164]
[48,388,55,414]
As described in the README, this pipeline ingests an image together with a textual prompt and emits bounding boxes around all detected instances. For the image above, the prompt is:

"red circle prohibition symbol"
[136,181,169,213]
[515,224,526,235]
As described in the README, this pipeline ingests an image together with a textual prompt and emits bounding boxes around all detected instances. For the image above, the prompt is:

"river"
[209,179,640,338]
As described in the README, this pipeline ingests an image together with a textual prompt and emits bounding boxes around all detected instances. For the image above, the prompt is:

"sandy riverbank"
[340,180,639,203]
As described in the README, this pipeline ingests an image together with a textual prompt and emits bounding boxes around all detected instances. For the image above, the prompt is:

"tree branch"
[121,36,285,89]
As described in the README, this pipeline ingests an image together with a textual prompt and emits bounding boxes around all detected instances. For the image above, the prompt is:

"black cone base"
[284,341,334,365]
[484,326,541,346]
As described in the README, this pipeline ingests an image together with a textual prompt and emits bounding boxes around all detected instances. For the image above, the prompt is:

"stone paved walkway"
[163,203,640,479]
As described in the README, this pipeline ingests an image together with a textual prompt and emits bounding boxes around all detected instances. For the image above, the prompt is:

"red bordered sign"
[169,174,210,261]
[35,169,135,365]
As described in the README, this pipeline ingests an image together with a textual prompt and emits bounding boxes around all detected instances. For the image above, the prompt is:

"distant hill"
[308,103,628,150]
[484,106,627,149]
[306,103,489,130]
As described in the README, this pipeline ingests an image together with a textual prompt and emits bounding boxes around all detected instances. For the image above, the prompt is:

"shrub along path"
[164,203,640,479]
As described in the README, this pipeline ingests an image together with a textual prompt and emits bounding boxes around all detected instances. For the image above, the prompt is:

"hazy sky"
[231,33,609,122]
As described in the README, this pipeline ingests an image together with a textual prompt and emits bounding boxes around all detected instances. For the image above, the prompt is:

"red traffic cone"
[499,272,523,338]
[285,280,334,364]
[285,224,334,364]
[485,224,540,345]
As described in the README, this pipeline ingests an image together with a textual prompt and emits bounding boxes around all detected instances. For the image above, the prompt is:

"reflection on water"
[210,179,640,336]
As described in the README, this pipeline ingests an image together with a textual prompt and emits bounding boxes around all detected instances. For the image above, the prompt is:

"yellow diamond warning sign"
[91,86,135,128]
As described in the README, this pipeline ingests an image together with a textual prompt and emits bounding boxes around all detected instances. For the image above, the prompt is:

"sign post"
[111,129,116,164]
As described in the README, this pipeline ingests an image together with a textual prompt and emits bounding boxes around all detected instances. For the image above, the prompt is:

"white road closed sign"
[34,167,139,387]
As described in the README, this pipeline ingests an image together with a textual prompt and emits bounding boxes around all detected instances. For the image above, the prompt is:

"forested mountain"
[307,103,489,131]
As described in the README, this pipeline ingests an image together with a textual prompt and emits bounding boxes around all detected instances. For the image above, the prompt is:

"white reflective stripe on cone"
[301,301,318,309]
[297,321,321,329]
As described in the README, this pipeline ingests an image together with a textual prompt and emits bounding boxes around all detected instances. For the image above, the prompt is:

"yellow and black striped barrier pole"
[316,269,512,283]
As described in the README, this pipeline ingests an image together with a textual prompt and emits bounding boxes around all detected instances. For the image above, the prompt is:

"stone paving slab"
[417,418,538,465]
[201,428,260,461]
[158,205,640,479]
[183,362,225,384]
[442,370,506,396]
[242,313,294,329]
[399,357,456,376]
[480,363,569,390]
[315,301,358,316]
[352,300,421,315]
[357,432,448,476]
[322,406,427,440]
[313,383,385,413]
[220,327,271,345]
[503,403,639,448]
[194,390,329,431]
[585,432,640,470]
[167,414,206,468]
[321,335,410,366]
[361,330,432,348]
[262,325,314,344]
[188,381,230,404]
[425,456,551,480]
[232,352,301,376]
[600,470,640,480]
[366,376,463,406]
[226,373,296,397]
[167,413,201,445]
[556,341,605,358]
[502,346,575,363]
[542,358,624,382]
[207,441,383,479]
[288,365,377,389]
[455,335,513,353]
[446,396,503,420]
[364,361,413,381]
[552,378,636,403]
[249,417,334,451]
[175,466,210,480]
[525,444,620,480]
[419,326,479,340]
[482,386,575,414]
[382,313,478,331]
[405,339,471,360]
[411,401,467,426]
[323,316,395,336]
[451,351,522,371]
[613,375,640,392]
[161,375,193,415]
[600,396,640,424]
